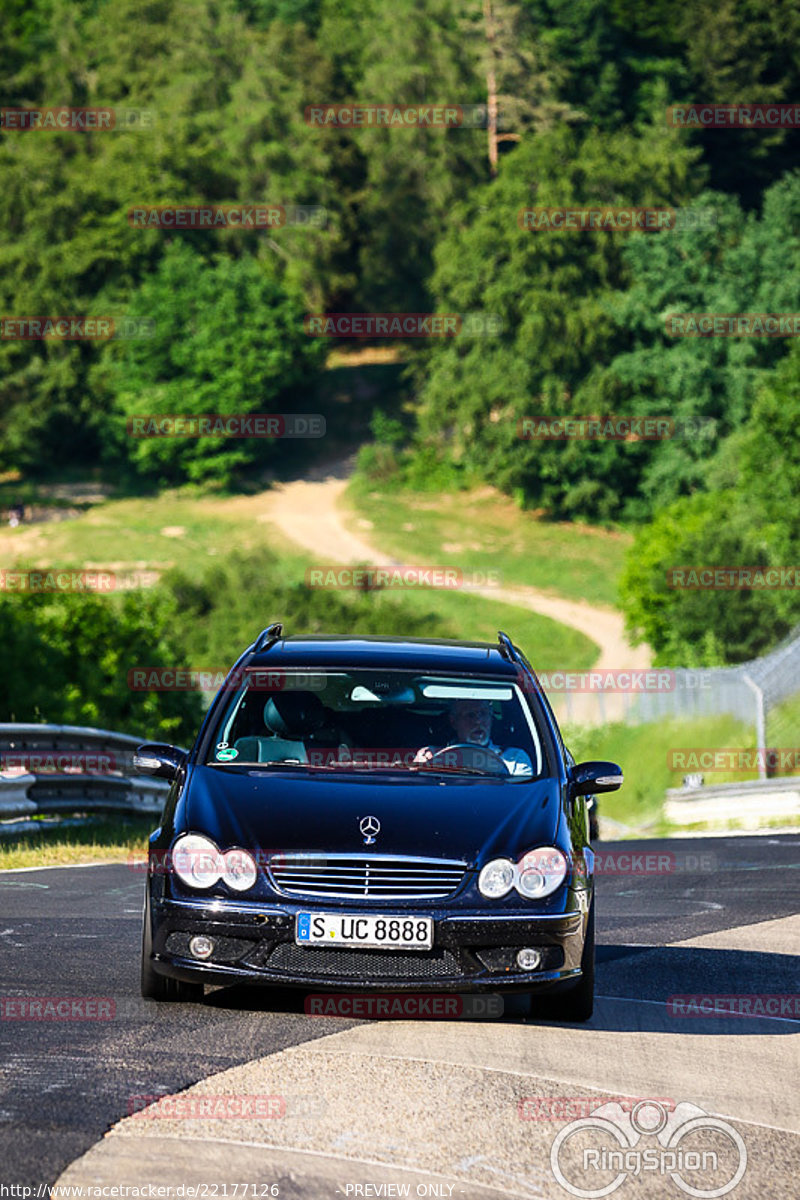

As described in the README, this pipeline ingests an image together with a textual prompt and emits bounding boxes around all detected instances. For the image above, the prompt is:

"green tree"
[353,0,486,311]
[100,242,324,485]
[0,588,204,743]
[410,119,700,518]
[619,491,792,666]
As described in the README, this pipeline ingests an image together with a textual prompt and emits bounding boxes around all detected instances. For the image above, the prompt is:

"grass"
[766,691,800,773]
[0,814,155,871]
[347,579,598,669]
[347,479,629,609]
[0,478,598,670]
[563,713,757,833]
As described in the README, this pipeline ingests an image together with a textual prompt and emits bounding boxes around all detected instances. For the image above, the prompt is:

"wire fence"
[630,624,800,733]
[549,626,800,779]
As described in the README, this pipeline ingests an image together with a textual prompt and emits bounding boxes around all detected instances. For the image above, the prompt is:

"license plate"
[295,912,433,950]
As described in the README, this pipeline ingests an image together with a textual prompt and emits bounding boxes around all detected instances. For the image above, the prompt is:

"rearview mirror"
[570,760,623,796]
[133,743,188,782]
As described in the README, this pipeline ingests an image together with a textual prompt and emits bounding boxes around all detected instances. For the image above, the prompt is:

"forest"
[2,0,800,695]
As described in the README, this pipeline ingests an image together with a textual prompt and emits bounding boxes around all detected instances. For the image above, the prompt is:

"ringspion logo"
[551,1100,747,1197]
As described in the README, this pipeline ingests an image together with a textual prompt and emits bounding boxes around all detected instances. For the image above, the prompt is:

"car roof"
[246,634,521,676]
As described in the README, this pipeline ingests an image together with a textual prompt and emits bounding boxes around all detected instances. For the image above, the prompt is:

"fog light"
[189,935,215,960]
[516,948,541,971]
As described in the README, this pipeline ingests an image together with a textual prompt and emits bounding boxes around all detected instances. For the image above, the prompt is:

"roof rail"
[254,622,284,653]
[497,630,517,662]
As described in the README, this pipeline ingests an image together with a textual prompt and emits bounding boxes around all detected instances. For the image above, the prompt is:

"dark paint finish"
[140,633,618,997]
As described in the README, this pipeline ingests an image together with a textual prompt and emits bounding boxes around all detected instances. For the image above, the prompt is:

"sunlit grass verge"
[563,714,756,835]
[766,692,800,774]
[0,814,155,871]
[347,476,630,610]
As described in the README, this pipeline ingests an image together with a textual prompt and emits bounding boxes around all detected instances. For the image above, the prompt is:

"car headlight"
[172,834,222,889]
[221,848,258,892]
[478,847,569,900]
[478,858,516,898]
[516,847,568,898]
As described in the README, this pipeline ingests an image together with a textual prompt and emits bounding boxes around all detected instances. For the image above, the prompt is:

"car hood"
[180,764,562,864]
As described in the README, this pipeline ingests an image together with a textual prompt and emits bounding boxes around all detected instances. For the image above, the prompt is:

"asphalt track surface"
[1,835,798,1197]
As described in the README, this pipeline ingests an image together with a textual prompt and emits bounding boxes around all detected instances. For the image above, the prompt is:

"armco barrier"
[665,775,800,830]
[0,723,170,823]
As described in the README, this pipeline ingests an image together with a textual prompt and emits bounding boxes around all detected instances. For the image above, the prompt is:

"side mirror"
[133,743,188,782]
[570,760,623,796]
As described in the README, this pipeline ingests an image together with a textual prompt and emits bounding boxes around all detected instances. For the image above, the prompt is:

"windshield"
[205,669,544,779]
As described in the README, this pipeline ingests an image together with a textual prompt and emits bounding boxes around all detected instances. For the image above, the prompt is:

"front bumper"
[147,892,589,993]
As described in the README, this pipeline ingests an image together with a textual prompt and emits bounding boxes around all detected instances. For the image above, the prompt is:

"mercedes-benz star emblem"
[359,815,380,844]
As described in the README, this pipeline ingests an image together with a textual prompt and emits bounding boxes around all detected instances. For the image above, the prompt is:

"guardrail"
[0,723,170,824]
[665,775,800,831]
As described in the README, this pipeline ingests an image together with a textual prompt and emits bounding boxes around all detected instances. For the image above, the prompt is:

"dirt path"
[259,468,652,724]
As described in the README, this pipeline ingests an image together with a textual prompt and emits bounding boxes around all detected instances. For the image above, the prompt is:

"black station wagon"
[136,626,622,1020]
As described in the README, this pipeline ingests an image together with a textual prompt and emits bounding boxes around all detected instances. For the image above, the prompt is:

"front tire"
[140,888,204,1003]
[531,898,595,1023]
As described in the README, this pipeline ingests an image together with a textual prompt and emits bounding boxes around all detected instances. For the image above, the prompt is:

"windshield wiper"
[410,762,495,777]
[208,759,305,768]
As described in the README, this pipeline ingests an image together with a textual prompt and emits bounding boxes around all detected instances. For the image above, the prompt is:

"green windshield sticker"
[216,747,238,761]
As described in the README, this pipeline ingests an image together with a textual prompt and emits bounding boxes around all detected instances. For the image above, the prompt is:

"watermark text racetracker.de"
[1,317,155,340]
[0,997,115,1020]
[668,748,800,773]
[518,206,716,232]
[0,570,116,593]
[667,994,800,1019]
[666,312,800,337]
[518,415,717,441]
[128,1094,285,1119]
[0,106,155,131]
[667,566,800,589]
[0,751,119,774]
[533,669,711,693]
[305,993,504,1019]
[304,103,499,128]
[304,565,501,590]
[127,668,327,692]
[0,568,160,592]
[303,313,503,337]
[520,1095,674,1120]
[128,205,327,229]
[667,103,800,127]
[126,414,325,439]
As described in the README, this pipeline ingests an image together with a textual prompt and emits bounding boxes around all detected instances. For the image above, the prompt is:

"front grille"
[267,943,461,979]
[267,854,467,900]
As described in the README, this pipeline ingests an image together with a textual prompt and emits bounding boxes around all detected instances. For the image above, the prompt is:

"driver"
[414,699,533,777]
